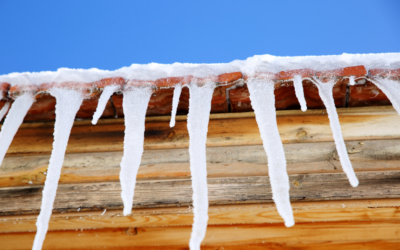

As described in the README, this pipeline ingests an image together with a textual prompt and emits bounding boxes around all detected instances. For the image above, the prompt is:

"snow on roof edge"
[0,52,399,87]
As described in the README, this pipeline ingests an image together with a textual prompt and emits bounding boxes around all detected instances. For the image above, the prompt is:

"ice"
[32,88,84,250]
[371,78,400,115]
[0,102,10,121]
[247,78,294,228]
[312,77,359,187]
[0,94,34,166]
[92,85,119,125]
[187,81,215,250]
[293,75,307,112]
[349,76,356,86]
[170,83,182,127]
[119,86,152,216]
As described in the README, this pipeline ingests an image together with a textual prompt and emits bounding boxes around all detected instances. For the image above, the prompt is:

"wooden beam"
[1,171,400,216]
[1,199,400,233]
[3,106,400,156]
[2,139,400,187]
[2,220,400,249]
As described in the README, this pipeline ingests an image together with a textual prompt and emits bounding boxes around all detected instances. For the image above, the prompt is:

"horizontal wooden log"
[1,171,400,216]
[2,220,400,249]
[2,139,400,187]
[2,106,400,156]
[1,199,400,233]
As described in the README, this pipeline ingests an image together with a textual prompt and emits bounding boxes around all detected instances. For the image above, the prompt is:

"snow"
[1,53,398,88]
[0,94,34,166]
[293,75,307,112]
[33,88,84,250]
[92,85,119,125]
[311,77,359,187]
[238,53,400,76]
[0,102,10,121]
[349,76,356,86]
[119,86,153,216]
[247,78,294,228]
[170,83,182,127]
[371,78,400,115]
[187,81,215,250]
[0,73,38,87]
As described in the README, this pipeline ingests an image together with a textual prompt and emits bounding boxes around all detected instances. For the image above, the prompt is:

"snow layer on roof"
[237,53,400,75]
[0,53,399,87]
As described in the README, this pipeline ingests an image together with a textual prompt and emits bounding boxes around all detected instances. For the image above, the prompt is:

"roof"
[0,53,399,122]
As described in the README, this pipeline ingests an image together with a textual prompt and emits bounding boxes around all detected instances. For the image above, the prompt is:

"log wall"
[1,106,400,249]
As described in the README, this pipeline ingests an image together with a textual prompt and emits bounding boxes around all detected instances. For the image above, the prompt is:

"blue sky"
[0,0,399,74]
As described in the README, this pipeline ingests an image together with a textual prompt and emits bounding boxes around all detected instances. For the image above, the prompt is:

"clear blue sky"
[0,0,399,74]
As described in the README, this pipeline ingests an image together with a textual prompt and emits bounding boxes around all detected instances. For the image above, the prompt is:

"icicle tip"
[285,219,295,228]
[350,177,359,188]
[123,208,131,216]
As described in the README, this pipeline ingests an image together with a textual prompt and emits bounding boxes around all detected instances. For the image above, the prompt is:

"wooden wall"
[1,106,400,249]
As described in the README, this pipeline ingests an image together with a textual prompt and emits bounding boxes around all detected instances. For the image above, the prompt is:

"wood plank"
[1,199,400,233]
[3,106,400,155]
[1,171,400,216]
[2,139,400,187]
[2,220,400,249]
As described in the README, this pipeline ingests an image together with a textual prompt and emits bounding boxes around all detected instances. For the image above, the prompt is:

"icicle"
[187,81,215,250]
[371,78,400,115]
[0,94,34,166]
[170,83,182,128]
[247,78,294,228]
[293,75,307,112]
[349,76,356,86]
[312,77,359,187]
[120,86,152,216]
[32,88,84,250]
[92,85,119,125]
[0,102,10,121]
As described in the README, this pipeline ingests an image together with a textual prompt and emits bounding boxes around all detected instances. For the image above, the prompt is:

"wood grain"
[1,199,400,233]
[2,220,400,249]
[1,106,400,249]
[1,171,400,216]
[2,139,400,187]
[2,106,400,156]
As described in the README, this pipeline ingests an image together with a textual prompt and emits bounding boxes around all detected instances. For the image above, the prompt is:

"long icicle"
[187,82,215,250]
[371,78,400,115]
[312,77,359,187]
[120,86,152,216]
[0,93,34,166]
[0,102,10,121]
[293,75,307,112]
[170,83,182,128]
[247,78,294,227]
[32,88,84,250]
[92,85,119,125]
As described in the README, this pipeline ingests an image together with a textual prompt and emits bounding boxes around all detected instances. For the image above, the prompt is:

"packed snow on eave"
[1,53,399,86]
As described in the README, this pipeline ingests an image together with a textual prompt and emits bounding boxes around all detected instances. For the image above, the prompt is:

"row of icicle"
[0,74,399,250]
